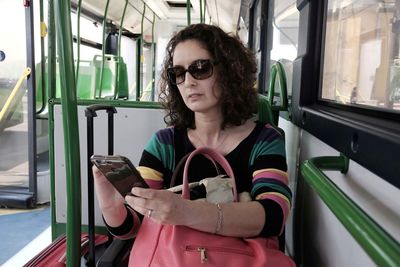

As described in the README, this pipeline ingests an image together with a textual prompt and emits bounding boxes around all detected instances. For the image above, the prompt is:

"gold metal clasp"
[198,247,208,263]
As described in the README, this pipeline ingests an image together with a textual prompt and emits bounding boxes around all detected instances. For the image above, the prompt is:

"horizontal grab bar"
[300,155,400,267]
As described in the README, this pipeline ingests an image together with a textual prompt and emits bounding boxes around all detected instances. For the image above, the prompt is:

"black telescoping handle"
[85,104,117,267]
[85,104,117,117]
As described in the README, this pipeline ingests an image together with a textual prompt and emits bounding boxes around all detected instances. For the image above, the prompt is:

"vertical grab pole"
[151,12,156,101]
[75,0,82,82]
[54,0,81,266]
[98,0,111,98]
[140,3,146,100]
[135,37,141,101]
[199,0,203,23]
[203,0,207,23]
[115,0,128,99]
[47,0,57,239]
[187,0,191,25]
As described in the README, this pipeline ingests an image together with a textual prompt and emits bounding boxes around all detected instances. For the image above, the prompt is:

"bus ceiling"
[70,0,242,34]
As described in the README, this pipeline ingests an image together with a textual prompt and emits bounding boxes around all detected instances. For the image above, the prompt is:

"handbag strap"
[170,153,189,188]
[182,147,238,202]
[170,151,221,188]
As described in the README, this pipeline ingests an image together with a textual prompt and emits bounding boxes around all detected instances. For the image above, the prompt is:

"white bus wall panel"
[278,118,301,257]
[54,105,166,226]
[297,129,400,267]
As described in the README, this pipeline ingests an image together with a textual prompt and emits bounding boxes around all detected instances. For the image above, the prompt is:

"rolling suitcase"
[85,104,133,267]
[23,234,108,267]
[24,104,133,267]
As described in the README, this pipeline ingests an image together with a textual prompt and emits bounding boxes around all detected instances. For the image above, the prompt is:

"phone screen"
[91,155,148,197]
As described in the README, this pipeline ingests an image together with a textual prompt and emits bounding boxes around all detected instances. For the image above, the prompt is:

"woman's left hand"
[125,187,191,225]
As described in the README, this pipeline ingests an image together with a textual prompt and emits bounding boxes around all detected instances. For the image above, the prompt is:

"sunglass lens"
[190,60,213,80]
[169,66,187,85]
[168,60,214,85]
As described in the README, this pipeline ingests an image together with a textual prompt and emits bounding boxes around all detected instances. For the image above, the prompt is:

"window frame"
[248,0,273,93]
[291,0,400,189]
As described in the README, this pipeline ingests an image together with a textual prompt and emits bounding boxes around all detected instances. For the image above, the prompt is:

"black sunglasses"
[167,59,216,85]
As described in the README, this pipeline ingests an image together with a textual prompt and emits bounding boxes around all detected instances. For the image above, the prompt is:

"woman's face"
[171,39,222,115]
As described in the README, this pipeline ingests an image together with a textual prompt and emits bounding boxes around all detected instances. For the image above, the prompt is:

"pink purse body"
[129,147,296,267]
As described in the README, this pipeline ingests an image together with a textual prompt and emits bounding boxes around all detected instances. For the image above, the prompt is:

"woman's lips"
[188,93,202,99]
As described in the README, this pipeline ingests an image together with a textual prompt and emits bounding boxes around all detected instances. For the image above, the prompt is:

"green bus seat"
[35,59,97,118]
[257,94,275,125]
[91,55,129,99]
[75,60,95,99]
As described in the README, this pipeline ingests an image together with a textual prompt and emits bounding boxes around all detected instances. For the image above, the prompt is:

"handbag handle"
[182,147,238,202]
[170,152,221,188]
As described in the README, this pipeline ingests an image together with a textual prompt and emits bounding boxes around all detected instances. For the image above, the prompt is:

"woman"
[94,23,292,263]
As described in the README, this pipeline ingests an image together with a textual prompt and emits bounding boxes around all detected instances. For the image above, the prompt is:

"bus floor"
[0,204,51,266]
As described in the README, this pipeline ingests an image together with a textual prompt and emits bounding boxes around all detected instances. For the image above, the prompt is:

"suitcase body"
[24,105,133,267]
[23,234,108,267]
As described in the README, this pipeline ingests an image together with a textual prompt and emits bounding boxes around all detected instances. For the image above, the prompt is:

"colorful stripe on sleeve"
[137,166,163,189]
[249,124,291,235]
[138,128,177,188]
[143,128,175,172]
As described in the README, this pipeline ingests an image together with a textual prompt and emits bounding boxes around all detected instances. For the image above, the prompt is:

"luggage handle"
[85,104,117,118]
[85,104,117,266]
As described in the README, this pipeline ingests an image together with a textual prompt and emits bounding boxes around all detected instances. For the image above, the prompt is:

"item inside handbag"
[168,175,236,203]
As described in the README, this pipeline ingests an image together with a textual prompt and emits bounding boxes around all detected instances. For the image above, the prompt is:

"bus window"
[71,12,103,61]
[321,0,400,111]
[0,1,30,193]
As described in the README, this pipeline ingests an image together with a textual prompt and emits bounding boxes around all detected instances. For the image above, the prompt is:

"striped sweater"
[135,122,291,237]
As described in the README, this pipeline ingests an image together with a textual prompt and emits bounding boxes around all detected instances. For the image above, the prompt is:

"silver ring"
[147,209,153,218]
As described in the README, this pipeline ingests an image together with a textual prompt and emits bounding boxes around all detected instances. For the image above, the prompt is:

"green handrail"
[268,61,288,125]
[54,0,81,266]
[300,155,400,267]
[47,0,57,240]
[151,12,156,101]
[199,0,203,23]
[115,0,128,100]
[135,2,147,101]
[187,0,191,25]
[75,0,82,82]
[98,0,111,98]
[203,0,207,23]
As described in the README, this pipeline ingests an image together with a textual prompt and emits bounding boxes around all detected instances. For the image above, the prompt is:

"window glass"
[270,1,300,97]
[322,0,400,111]
[71,13,103,61]
[0,1,29,190]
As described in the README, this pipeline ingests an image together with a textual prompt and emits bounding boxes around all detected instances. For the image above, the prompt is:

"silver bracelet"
[215,203,223,234]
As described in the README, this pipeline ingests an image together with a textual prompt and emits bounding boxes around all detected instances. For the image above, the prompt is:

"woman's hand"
[125,187,266,237]
[125,187,192,226]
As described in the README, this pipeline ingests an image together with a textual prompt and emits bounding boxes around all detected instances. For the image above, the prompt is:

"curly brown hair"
[158,23,258,129]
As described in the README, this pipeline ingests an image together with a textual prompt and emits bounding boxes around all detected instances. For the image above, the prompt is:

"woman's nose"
[184,71,196,86]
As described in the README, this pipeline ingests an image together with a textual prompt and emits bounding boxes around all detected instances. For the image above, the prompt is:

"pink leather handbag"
[129,147,296,267]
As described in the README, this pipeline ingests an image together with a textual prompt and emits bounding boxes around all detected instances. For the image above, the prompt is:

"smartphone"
[91,155,148,197]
